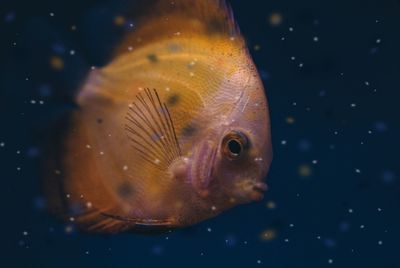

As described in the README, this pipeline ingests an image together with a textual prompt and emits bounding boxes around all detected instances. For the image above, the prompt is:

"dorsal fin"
[114,0,242,57]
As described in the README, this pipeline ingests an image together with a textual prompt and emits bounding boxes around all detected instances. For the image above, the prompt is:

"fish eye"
[222,131,248,160]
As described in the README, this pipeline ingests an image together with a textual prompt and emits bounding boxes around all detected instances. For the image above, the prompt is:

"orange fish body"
[46,0,272,233]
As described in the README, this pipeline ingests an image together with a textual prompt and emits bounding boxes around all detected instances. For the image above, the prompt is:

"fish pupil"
[228,139,242,155]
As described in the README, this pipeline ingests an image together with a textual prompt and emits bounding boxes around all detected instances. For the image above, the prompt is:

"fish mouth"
[250,182,268,201]
[234,179,268,202]
[253,182,267,193]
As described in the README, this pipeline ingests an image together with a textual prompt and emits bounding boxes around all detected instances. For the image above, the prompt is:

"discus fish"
[45,0,272,233]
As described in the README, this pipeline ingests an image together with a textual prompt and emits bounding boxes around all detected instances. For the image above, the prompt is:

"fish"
[44,0,273,233]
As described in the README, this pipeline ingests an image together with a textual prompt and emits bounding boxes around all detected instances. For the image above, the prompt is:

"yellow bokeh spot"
[286,116,295,124]
[260,229,277,241]
[269,12,283,26]
[298,164,312,177]
[254,44,261,51]
[266,201,276,209]
[114,15,125,26]
[50,56,64,70]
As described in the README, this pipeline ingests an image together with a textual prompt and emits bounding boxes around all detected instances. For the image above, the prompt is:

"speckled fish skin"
[46,0,272,233]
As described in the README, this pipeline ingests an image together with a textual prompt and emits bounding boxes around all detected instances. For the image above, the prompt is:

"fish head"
[187,58,272,209]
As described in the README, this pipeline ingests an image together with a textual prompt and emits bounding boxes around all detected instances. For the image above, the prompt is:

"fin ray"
[125,88,181,169]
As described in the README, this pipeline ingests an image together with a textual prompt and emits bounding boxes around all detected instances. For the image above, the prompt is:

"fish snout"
[233,178,267,202]
[250,181,268,201]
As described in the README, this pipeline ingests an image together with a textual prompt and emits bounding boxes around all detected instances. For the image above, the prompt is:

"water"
[1,0,399,267]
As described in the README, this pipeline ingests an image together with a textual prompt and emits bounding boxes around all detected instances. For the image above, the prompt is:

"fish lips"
[250,181,268,201]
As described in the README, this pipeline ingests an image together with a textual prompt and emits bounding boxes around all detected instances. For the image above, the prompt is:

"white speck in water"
[348,208,353,213]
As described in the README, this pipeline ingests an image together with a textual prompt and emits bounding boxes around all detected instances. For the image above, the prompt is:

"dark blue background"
[1,0,399,267]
